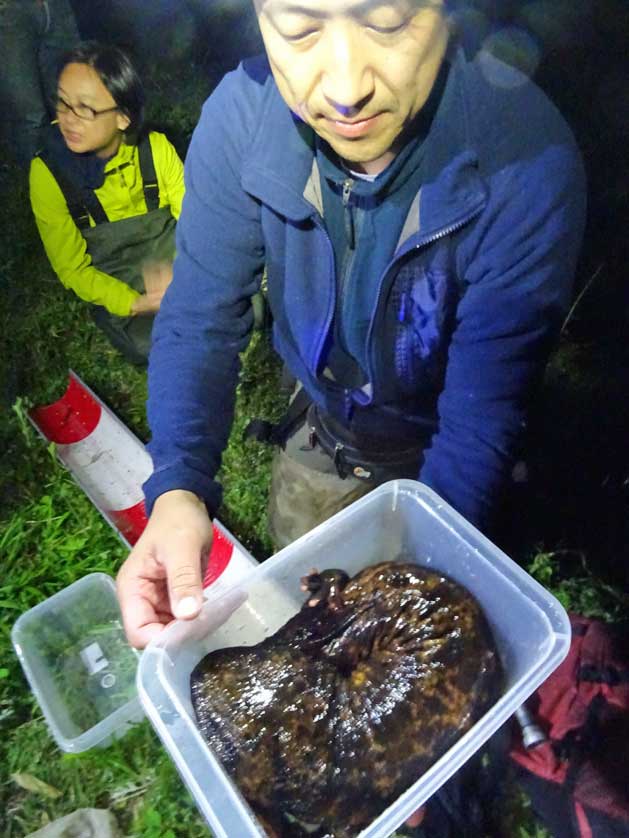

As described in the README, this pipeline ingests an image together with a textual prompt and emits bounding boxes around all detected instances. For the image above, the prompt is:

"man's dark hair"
[58,41,145,138]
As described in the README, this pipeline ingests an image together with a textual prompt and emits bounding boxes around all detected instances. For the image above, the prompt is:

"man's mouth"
[324,113,383,139]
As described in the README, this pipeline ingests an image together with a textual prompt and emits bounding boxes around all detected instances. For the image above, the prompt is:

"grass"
[0,63,283,837]
[0,196,283,833]
[1,54,628,838]
[0,215,282,835]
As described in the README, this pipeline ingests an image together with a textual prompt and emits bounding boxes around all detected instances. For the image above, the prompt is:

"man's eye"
[367,20,408,34]
[281,28,318,42]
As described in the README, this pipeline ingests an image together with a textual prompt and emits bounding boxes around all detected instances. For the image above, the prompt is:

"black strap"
[41,133,159,227]
[39,152,108,229]
[562,693,608,793]
[578,665,629,686]
[244,388,312,446]
[310,404,425,482]
[246,393,425,485]
[137,135,160,211]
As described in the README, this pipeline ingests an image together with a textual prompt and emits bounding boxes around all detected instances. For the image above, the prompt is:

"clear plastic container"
[12,572,143,752]
[138,480,571,838]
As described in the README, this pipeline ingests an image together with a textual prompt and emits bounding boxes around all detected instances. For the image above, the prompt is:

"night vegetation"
[1,2,628,835]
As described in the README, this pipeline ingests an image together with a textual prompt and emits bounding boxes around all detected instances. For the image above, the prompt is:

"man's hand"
[130,260,174,315]
[116,489,213,648]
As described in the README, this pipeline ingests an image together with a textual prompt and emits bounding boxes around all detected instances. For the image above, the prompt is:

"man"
[117,0,585,649]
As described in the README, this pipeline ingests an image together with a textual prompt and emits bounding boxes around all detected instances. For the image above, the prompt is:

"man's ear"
[117,111,131,132]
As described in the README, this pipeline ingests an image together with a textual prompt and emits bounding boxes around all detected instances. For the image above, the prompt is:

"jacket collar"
[241,105,317,221]
[240,47,487,238]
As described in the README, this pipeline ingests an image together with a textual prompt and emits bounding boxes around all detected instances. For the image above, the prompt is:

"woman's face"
[56,63,130,158]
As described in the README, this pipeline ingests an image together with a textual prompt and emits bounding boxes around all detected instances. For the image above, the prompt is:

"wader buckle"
[331,442,373,482]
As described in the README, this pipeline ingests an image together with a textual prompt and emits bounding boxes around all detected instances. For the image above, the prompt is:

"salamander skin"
[191,561,502,837]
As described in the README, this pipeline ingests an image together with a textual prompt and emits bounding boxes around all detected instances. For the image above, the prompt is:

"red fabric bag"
[510,615,629,837]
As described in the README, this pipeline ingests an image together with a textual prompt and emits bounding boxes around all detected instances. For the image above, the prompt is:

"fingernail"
[175,596,200,618]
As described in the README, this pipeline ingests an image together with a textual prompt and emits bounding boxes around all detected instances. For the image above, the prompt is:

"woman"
[29,41,184,364]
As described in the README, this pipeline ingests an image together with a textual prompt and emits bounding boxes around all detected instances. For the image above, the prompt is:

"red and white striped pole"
[29,371,257,590]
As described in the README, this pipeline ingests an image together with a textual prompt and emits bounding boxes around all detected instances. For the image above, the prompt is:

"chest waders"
[40,136,176,365]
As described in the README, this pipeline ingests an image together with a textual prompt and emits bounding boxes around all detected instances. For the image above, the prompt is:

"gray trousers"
[0,0,79,167]
[267,417,377,550]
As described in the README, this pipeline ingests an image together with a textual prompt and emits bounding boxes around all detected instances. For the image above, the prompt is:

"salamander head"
[300,568,350,611]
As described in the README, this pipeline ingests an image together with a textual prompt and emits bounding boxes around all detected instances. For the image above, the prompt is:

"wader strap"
[246,391,425,483]
[308,404,425,482]
[244,387,312,446]
[138,135,160,211]
[39,152,108,229]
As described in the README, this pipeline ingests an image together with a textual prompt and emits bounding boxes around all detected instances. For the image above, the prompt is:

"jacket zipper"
[338,178,360,349]
[311,215,337,374]
[339,178,365,418]
[311,180,358,377]
[364,199,485,403]
[342,178,355,249]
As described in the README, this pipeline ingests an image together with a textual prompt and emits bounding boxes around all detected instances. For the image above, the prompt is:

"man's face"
[254,0,449,172]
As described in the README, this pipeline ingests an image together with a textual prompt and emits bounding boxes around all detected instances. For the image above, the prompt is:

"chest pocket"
[388,256,460,397]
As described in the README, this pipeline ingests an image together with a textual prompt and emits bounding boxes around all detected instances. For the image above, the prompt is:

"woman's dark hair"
[58,41,145,139]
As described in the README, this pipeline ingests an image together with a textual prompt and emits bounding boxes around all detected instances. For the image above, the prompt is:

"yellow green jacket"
[29,131,184,317]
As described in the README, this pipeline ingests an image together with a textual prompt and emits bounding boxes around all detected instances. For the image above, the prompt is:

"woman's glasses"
[54,95,119,122]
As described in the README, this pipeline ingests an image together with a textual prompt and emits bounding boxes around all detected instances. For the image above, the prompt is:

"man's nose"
[320,24,375,117]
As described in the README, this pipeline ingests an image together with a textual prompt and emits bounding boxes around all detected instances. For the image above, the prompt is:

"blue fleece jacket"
[145,48,586,532]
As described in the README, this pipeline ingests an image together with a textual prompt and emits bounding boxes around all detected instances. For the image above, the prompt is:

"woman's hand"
[405,806,426,828]
[116,489,213,648]
[131,260,174,314]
